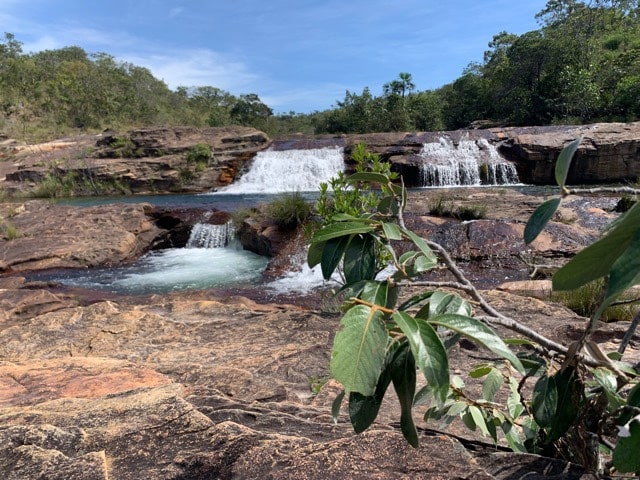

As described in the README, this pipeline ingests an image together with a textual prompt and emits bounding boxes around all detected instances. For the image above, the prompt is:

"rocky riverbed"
[0,124,639,478]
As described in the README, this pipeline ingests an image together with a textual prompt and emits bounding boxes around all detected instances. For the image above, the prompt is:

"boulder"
[0,201,165,272]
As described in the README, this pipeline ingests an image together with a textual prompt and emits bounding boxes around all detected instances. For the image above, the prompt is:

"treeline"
[1,0,639,141]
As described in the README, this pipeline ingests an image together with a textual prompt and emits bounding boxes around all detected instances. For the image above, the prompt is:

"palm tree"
[383,72,415,98]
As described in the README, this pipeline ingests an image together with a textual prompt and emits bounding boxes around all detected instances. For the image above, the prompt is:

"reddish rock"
[0,201,164,272]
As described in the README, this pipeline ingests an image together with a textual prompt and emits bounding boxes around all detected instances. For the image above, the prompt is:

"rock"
[0,201,165,272]
[495,122,640,184]
[1,126,271,196]
[0,291,613,479]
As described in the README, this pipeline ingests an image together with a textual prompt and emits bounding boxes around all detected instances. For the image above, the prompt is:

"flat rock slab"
[0,291,613,479]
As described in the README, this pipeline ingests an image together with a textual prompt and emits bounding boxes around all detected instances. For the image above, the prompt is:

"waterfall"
[186,222,236,248]
[418,137,519,187]
[219,147,344,194]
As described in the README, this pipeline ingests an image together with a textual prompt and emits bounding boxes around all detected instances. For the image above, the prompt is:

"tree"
[230,93,273,126]
[383,72,416,98]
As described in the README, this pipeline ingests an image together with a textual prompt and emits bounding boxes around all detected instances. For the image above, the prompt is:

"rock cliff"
[1,126,270,196]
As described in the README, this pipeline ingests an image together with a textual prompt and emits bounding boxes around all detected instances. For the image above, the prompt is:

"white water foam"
[418,137,519,187]
[186,222,236,248]
[217,147,344,194]
[46,245,269,295]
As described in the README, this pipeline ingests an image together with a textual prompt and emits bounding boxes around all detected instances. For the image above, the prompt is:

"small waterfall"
[219,147,344,194]
[186,222,236,248]
[418,137,519,187]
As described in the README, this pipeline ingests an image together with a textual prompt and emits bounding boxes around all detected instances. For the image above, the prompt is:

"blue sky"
[1,0,549,113]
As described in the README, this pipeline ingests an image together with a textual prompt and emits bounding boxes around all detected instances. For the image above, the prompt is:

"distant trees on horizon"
[1,0,638,142]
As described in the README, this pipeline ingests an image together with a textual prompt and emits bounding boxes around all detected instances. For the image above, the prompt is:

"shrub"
[1,221,19,240]
[185,143,211,164]
[309,140,640,476]
[267,192,311,230]
[429,196,487,220]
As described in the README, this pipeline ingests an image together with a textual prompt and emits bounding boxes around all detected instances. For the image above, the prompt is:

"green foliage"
[185,143,211,164]
[0,220,19,240]
[429,196,487,220]
[551,278,639,322]
[266,192,311,230]
[312,144,640,475]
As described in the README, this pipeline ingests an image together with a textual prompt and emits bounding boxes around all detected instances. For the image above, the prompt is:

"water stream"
[418,137,519,187]
[39,142,527,297]
[214,147,345,194]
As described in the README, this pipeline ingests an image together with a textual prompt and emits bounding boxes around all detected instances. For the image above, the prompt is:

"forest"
[0,0,638,141]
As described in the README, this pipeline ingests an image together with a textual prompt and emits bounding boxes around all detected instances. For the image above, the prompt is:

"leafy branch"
[309,141,640,475]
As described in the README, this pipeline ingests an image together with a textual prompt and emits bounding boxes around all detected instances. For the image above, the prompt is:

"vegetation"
[266,192,312,230]
[185,143,211,164]
[1,2,638,141]
[309,141,640,476]
[429,196,488,220]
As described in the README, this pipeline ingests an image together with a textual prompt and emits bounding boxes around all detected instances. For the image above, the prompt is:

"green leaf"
[378,196,399,215]
[613,418,640,473]
[331,390,345,424]
[312,221,376,243]
[381,222,403,241]
[606,228,640,304]
[554,202,640,291]
[482,368,503,402]
[413,254,438,274]
[361,281,398,310]
[555,137,582,188]
[397,290,433,311]
[619,383,640,425]
[469,365,493,378]
[469,406,491,438]
[393,312,449,404]
[344,234,376,283]
[507,377,524,419]
[307,240,325,268]
[321,235,350,280]
[419,291,472,319]
[390,342,419,447]
[532,373,557,428]
[330,305,389,396]
[524,197,562,244]
[461,409,476,431]
[348,343,400,433]
[502,422,526,453]
[402,228,437,264]
[547,366,581,442]
[427,314,525,374]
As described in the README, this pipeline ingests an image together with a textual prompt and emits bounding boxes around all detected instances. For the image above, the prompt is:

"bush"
[309,140,640,476]
[267,192,311,230]
[185,143,211,164]
[429,196,487,220]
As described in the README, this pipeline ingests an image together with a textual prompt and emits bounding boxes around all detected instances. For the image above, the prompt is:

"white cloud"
[123,48,258,92]
[169,7,184,18]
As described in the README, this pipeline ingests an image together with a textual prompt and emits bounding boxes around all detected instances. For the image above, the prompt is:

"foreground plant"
[309,141,640,475]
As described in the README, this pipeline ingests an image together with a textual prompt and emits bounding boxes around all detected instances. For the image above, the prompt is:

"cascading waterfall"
[418,137,519,187]
[217,147,344,194]
[186,222,236,248]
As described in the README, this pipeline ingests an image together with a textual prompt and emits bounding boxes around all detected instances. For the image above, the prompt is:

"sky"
[0,0,550,114]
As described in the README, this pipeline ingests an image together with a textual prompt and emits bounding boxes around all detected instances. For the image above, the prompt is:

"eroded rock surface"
[1,126,270,195]
[0,201,164,272]
[1,289,623,479]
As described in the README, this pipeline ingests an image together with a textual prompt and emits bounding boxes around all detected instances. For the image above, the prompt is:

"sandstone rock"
[0,201,165,272]
[1,126,271,196]
[0,291,611,479]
